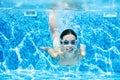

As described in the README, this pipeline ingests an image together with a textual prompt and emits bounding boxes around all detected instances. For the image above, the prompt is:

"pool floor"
[0,70,120,80]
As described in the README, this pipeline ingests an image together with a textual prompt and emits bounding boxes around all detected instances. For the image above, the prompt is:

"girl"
[41,11,86,66]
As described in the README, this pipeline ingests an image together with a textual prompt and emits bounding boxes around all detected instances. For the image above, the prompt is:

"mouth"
[66,48,74,52]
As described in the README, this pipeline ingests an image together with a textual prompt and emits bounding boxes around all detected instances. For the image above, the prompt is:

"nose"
[67,43,72,46]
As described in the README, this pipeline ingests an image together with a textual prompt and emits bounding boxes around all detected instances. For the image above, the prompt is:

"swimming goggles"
[60,40,77,45]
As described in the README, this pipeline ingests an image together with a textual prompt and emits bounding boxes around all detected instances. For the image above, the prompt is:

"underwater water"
[0,8,120,80]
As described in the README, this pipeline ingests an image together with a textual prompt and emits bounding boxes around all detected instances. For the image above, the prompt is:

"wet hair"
[60,29,77,40]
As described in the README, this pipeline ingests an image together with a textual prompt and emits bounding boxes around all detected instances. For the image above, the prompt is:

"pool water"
[0,9,120,79]
[0,70,120,80]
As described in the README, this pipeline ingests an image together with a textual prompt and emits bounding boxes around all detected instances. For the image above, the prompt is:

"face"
[61,34,77,53]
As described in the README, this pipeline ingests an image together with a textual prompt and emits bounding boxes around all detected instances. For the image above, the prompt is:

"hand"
[41,47,58,58]
[40,47,50,52]
[80,44,86,50]
[80,44,86,57]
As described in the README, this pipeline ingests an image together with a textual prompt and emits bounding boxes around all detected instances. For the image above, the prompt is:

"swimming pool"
[0,8,120,79]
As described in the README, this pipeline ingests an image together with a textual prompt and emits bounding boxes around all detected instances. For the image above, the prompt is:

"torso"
[56,49,82,66]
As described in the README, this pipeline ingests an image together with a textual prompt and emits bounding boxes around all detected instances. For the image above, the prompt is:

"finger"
[80,44,86,49]
[40,47,45,49]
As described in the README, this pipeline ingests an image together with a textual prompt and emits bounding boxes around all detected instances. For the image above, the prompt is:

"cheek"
[61,44,68,48]
[71,45,77,48]
[61,44,65,47]
[63,45,75,48]
[62,45,67,48]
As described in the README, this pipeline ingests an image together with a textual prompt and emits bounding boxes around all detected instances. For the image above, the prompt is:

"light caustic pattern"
[0,9,120,79]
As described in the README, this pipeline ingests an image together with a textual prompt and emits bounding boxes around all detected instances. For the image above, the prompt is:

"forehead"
[62,34,76,40]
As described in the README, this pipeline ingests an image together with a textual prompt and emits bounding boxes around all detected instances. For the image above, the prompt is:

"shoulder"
[75,49,80,54]
[54,48,64,55]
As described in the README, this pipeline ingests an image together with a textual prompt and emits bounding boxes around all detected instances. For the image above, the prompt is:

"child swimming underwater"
[41,11,86,66]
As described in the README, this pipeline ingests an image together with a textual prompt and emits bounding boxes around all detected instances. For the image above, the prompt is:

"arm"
[49,11,60,48]
[41,47,63,58]
[80,44,86,57]
[41,47,58,58]
[40,11,61,58]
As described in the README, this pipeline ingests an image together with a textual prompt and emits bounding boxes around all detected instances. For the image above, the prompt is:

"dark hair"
[60,29,77,40]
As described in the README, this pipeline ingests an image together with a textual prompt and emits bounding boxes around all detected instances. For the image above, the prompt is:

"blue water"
[0,8,120,79]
